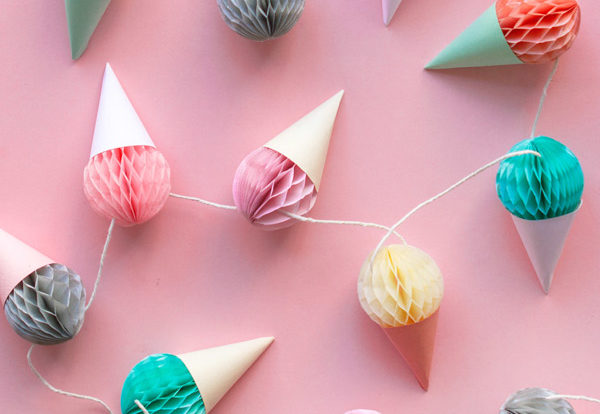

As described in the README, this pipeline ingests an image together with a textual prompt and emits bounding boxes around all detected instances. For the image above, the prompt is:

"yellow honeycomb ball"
[358,245,444,328]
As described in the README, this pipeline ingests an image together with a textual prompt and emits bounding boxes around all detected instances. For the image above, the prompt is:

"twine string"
[135,399,151,413]
[85,218,116,311]
[27,345,113,413]
[169,192,237,210]
[531,58,560,139]
[547,394,600,404]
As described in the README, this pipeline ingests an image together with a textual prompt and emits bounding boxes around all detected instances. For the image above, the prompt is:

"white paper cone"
[90,63,155,159]
[0,229,53,302]
[178,337,274,413]
[264,90,344,191]
[383,0,403,26]
[512,208,578,294]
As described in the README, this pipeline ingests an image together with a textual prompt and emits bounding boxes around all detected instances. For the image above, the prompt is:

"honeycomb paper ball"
[496,0,581,64]
[233,147,318,230]
[83,145,171,227]
[217,0,305,41]
[500,388,575,414]
[121,353,205,414]
[4,263,86,345]
[496,136,583,220]
[358,245,444,328]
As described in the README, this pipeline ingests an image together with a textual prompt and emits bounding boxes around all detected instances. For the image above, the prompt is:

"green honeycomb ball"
[121,353,206,414]
[496,136,583,220]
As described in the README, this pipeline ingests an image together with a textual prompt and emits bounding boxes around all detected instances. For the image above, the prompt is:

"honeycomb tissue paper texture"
[217,0,305,41]
[358,245,444,390]
[83,63,171,227]
[496,136,583,293]
[426,0,581,69]
[233,91,343,230]
[121,337,274,414]
[500,388,576,414]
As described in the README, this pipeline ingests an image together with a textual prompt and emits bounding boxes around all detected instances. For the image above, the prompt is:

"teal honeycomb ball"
[496,136,583,220]
[121,354,206,414]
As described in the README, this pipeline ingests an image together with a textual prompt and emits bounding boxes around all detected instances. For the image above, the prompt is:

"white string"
[169,192,237,210]
[282,211,407,244]
[85,218,116,312]
[531,58,560,138]
[548,394,600,404]
[372,150,542,258]
[27,345,113,413]
[135,399,151,413]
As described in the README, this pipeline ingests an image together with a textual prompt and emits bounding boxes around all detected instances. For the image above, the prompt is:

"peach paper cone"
[0,229,53,302]
[383,311,439,391]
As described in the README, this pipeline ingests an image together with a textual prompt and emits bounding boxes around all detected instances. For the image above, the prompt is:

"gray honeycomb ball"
[500,388,576,414]
[4,263,86,345]
[217,0,305,41]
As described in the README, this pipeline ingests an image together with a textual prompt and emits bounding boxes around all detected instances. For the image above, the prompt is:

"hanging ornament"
[0,229,86,345]
[382,0,403,26]
[496,136,583,293]
[65,0,111,59]
[358,245,444,390]
[83,63,171,227]
[232,91,344,230]
[217,0,305,41]
[500,388,576,414]
[121,337,274,414]
[426,0,581,69]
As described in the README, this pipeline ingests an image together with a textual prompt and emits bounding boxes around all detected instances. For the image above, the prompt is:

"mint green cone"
[426,4,522,70]
[496,136,584,220]
[65,0,111,59]
[121,354,206,414]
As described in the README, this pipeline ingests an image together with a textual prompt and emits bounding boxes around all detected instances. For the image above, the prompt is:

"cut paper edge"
[65,0,111,60]
[90,63,155,159]
[425,4,522,69]
[383,0,403,26]
[264,90,344,191]
[512,206,579,294]
[382,310,439,391]
[0,229,54,303]
[178,337,274,413]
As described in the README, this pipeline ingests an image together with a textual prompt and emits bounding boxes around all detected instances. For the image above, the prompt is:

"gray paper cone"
[4,263,86,345]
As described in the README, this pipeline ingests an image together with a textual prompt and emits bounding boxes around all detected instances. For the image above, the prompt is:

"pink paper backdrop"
[1,1,599,413]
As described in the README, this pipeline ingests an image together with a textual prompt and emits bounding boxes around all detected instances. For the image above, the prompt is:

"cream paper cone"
[264,90,344,191]
[382,0,403,26]
[90,63,155,159]
[178,337,274,412]
[382,311,439,391]
[425,4,522,69]
[0,229,53,303]
[512,208,578,294]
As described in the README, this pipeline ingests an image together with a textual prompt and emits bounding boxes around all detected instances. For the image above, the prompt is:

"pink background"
[1,0,599,413]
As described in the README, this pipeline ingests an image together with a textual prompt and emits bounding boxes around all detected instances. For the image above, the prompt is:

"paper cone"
[382,311,439,391]
[425,4,522,70]
[383,0,403,26]
[65,0,111,60]
[178,337,274,412]
[264,90,344,191]
[90,63,155,159]
[512,208,578,294]
[0,229,53,303]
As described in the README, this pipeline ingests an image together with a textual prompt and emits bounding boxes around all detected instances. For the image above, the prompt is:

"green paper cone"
[425,4,522,70]
[65,0,111,60]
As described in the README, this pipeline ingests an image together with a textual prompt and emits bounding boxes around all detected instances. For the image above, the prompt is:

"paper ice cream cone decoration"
[83,63,171,227]
[497,136,583,293]
[217,0,305,41]
[426,0,580,69]
[500,388,576,414]
[358,245,444,390]
[383,0,403,26]
[232,91,344,230]
[65,0,111,59]
[121,337,274,414]
[0,229,86,345]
